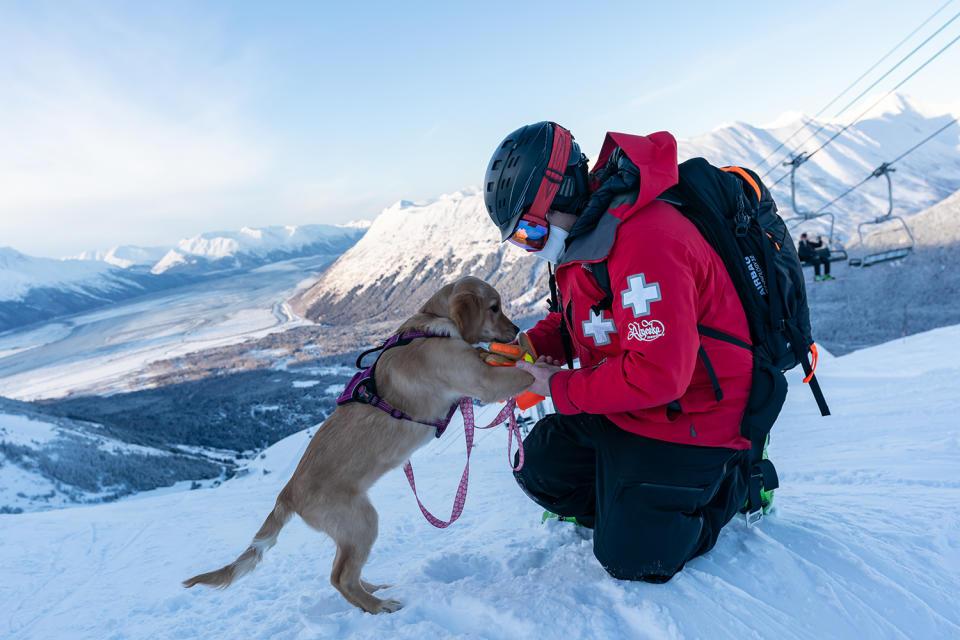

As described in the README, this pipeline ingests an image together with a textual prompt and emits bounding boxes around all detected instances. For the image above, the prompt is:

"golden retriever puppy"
[184,276,534,614]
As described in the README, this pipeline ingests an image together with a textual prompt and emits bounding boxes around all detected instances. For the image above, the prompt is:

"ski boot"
[742,436,775,516]
[541,510,586,528]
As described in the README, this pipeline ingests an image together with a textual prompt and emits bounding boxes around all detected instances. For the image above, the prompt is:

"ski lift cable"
[764,30,960,186]
[831,8,960,119]
[811,117,959,215]
[754,0,957,173]
[760,13,960,180]
[887,116,959,165]
[778,8,960,171]
[801,30,960,163]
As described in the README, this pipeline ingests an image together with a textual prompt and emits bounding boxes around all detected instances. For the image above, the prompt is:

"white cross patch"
[621,273,661,318]
[582,309,617,346]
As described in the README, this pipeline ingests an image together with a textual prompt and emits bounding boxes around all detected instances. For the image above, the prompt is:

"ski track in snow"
[2,328,960,639]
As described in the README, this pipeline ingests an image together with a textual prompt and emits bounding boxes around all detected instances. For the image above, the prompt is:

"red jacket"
[527,131,752,449]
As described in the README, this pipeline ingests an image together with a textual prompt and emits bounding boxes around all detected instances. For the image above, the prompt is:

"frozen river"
[0,255,334,400]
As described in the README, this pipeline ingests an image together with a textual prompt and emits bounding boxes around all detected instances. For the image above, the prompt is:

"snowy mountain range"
[682,93,960,241]
[72,245,170,269]
[292,93,960,326]
[147,223,370,275]
[290,190,550,324]
[0,247,160,331]
[0,223,368,332]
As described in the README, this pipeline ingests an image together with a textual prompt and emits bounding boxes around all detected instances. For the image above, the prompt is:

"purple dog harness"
[335,329,525,528]
[336,330,457,436]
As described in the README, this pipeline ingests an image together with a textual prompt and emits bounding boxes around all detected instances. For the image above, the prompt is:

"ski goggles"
[507,213,550,251]
[506,124,573,252]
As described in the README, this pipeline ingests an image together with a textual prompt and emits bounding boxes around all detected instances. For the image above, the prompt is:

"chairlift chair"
[782,154,848,261]
[848,164,914,267]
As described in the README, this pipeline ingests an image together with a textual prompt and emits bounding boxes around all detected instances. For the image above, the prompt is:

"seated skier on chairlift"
[797,233,835,281]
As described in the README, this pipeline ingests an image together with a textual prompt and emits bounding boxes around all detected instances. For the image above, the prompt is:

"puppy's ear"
[450,291,484,344]
[420,283,454,317]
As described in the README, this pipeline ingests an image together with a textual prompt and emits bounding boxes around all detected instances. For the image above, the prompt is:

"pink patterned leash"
[402,397,525,529]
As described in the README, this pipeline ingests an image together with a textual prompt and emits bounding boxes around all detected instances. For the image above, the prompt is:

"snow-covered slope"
[291,189,549,323]
[681,93,960,243]
[0,399,225,512]
[151,223,368,275]
[0,247,160,331]
[0,247,141,303]
[904,185,960,247]
[293,94,959,327]
[2,325,958,639]
[73,245,171,269]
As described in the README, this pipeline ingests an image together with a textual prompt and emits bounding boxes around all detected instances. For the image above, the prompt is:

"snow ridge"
[0,247,139,303]
[682,93,960,242]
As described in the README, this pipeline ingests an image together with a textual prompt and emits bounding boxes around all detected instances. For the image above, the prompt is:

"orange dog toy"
[478,335,545,410]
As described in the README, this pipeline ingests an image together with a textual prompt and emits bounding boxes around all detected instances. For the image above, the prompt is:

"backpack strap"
[720,166,762,203]
[549,265,576,370]
[695,324,752,403]
[590,261,614,314]
[784,322,831,417]
[696,324,752,350]
[697,345,724,402]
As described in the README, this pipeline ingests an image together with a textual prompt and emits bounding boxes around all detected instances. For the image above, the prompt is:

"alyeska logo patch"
[627,320,665,342]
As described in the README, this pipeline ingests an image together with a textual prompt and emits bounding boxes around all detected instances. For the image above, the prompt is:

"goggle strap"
[526,124,571,224]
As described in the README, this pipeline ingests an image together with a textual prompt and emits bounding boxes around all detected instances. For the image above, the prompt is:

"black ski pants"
[514,412,748,583]
[803,249,832,276]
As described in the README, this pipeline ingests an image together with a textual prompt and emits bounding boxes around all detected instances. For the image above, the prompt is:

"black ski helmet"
[484,122,589,241]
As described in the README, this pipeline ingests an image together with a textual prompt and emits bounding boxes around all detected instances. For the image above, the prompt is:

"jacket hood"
[557,131,680,265]
[593,131,679,212]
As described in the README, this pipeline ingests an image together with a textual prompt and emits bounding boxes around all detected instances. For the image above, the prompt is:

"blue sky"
[2,0,959,257]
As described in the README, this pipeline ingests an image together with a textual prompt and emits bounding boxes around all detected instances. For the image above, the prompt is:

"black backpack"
[590,157,830,524]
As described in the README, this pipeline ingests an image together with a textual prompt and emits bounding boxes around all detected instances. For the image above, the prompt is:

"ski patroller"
[588,158,830,522]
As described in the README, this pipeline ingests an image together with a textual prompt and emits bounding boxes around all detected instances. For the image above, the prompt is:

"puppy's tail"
[183,497,294,589]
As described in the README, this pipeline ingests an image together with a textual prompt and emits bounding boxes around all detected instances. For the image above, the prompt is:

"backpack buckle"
[745,507,763,527]
[734,216,749,237]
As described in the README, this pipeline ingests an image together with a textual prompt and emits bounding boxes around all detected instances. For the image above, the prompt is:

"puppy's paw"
[374,597,403,614]
[361,579,391,593]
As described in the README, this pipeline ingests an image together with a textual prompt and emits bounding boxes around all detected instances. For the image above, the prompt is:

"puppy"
[184,276,534,614]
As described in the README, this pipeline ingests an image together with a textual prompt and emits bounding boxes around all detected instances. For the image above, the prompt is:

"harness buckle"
[356,385,374,404]
[745,507,763,527]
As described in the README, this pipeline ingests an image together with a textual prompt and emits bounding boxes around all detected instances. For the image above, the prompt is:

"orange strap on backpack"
[803,343,819,384]
[720,166,762,202]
